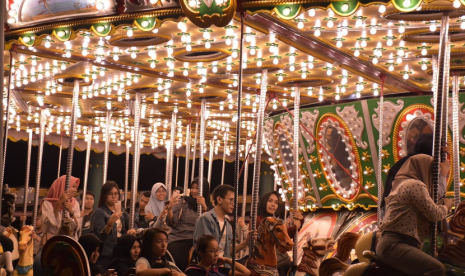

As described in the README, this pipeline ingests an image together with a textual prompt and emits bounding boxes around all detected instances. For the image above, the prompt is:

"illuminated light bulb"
[462,21,465,29]
[372,57,378,64]
[131,52,136,59]
[232,51,238,58]
[354,49,360,57]
[403,73,409,79]
[301,73,306,79]
[388,64,394,71]
[298,21,304,29]
[335,94,340,100]
[289,65,295,71]
[421,63,427,70]
[421,48,428,56]
[396,57,403,64]
[113,54,119,61]
[226,38,231,46]
[257,60,262,67]
[337,41,342,48]
[430,23,437,32]
[361,40,367,48]
[96,1,105,9]
[308,9,316,16]
[127,29,133,37]
[150,62,156,68]
[314,29,321,37]
[356,92,361,98]
[399,25,405,33]
[378,4,386,13]
[278,75,283,82]
[205,42,211,49]
[273,58,278,65]
[319,95,323,101]
[403,0,410,7]
[387,39,393,46]
[327,69,332,76]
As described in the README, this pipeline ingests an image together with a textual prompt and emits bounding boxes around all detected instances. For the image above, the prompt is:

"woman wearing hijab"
[164,177,213,271]
[377,154,454,276]
[145,183,167,218]
[108,234,141,276]
[41,175,81,244]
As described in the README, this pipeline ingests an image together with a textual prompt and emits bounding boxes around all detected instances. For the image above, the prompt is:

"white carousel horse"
[13,226,33,276]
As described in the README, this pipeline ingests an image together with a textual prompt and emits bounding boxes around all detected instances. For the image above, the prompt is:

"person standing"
[165,177,212,271]
[194,184,244,263]
[81,191,95,235]
[91,181,134,271]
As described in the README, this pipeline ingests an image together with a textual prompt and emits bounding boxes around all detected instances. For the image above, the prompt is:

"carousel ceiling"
[2,0,465,156]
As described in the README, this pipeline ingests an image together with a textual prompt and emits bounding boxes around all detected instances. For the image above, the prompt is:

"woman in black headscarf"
[108,234,141,276]
[164,177,213,271]
[79,233,117,276]
[380,134,448,219]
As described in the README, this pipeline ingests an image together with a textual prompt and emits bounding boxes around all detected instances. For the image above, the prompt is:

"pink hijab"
[41,175,80,208]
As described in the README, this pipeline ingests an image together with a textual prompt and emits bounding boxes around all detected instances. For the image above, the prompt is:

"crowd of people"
[30,176,304,276]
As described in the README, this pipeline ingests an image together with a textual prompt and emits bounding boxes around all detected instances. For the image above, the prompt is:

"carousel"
[1,0,465,274]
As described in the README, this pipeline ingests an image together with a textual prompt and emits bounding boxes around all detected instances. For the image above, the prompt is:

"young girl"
[136,228,185,276]
[186,235,250,276]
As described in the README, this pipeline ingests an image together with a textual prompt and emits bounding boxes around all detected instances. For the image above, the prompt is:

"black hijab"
[380,134,433,208]
[79,234,104,276]
[113,234,140,263]
[184,177,213,211]
[257,191,280,218]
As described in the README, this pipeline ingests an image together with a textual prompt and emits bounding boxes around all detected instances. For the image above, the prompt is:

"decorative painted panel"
[266,94,465,212]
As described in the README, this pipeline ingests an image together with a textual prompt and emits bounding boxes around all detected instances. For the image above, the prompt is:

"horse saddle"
[360,251,409,276]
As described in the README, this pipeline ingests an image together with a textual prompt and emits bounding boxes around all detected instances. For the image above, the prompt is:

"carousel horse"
[246,217,294,276]
[294,231,335,276]
[13,226,33,276]
[1,186,19,261]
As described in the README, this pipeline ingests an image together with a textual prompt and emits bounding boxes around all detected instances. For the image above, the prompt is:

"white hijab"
[145,183,166,217]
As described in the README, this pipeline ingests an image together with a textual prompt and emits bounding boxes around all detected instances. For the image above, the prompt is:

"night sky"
[4,139,258,194]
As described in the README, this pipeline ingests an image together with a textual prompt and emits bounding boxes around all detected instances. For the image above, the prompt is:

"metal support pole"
[377,77,385,225]
[292,85,300,265]
[221,133,227,185]
[191,112,200,182]
[22,129,33,227]
[242,139,251,219]
[63,79,80,218]
[431,13,451,256]
[0,2,6,219]
[249,70,268,256]
[103,108,112,185]
[175,151,180,188]
[79,127,92,236]
[124,141,130,209]
[198,99,207,215]
[183,121,191,193]
[57,135,62,179]
[231,14,245,273]
[208,139,214,184]
[166,112,176,199]
[32,110,46,228]
[452,75,461,209]
[129,93,142,229]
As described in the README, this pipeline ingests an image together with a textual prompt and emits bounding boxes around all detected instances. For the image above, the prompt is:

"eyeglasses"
[205,249,221,254]
[107,193,119,197]
[224,197,234,204]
